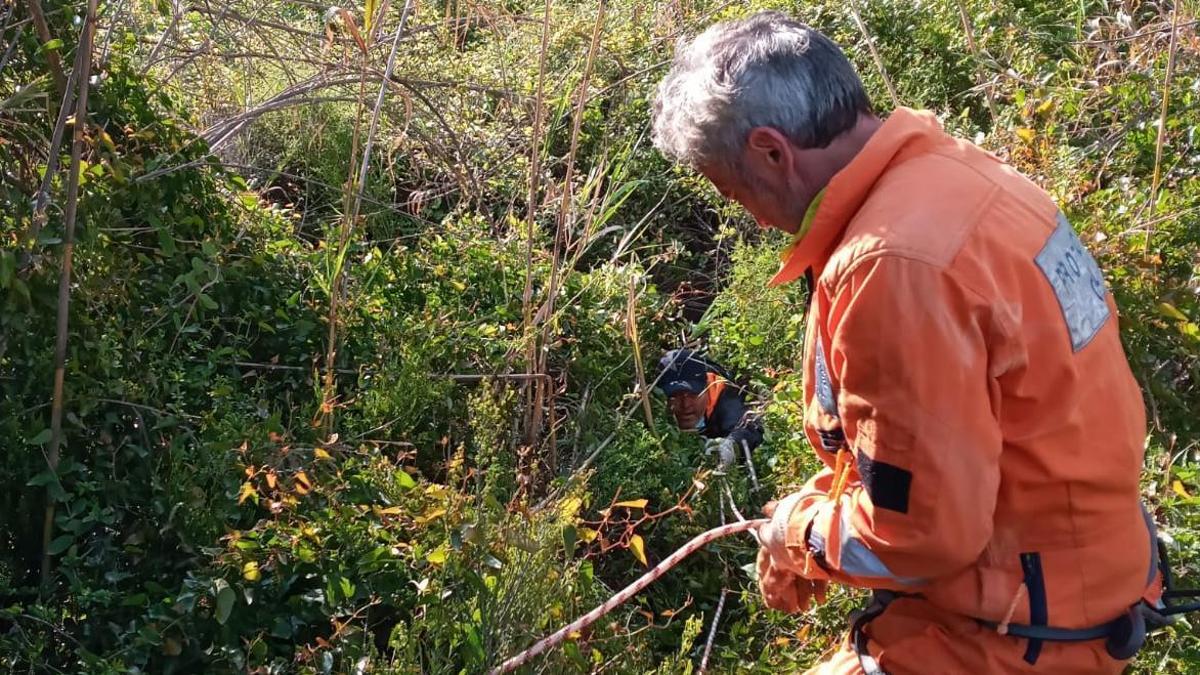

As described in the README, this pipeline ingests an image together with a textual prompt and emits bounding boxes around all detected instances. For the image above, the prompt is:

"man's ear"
[746,126,791,168]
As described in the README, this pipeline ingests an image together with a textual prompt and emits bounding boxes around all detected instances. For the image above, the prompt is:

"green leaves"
[198,293,218,310]
[28,429,52,445]
[47,535,73,555]
[212,579,235,625]
[0,250,14,290]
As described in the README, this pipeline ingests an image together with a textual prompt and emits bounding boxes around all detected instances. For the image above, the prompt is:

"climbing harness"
[843,538,1200,675]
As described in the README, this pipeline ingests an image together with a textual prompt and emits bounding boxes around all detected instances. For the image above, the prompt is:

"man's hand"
[705,437,737,471]
[756,499,827,613]
[757,547,827,612]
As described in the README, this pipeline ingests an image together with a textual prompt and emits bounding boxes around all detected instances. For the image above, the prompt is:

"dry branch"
[23,0,66,98]
[846,0,899,107]
[40,0,98,594]
[521,0,553,447]
[1145,4,1183,258]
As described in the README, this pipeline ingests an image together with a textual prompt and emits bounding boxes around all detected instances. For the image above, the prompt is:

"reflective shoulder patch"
[813,334,838,417]
[1034,213,1110,352]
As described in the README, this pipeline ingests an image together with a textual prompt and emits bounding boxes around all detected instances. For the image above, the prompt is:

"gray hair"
[651,11,872,170]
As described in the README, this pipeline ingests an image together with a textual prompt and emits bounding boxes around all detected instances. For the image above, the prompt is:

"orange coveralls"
[760,108,1158,673]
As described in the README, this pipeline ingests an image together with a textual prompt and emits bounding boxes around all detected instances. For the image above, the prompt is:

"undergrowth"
[1,0,1197,673]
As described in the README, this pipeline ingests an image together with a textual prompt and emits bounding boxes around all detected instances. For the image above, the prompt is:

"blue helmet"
[656,349,721,396]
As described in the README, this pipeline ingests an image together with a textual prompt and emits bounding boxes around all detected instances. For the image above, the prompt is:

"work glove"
[704,437,737,472]
[756,546,828,613]
[755,497,828,613]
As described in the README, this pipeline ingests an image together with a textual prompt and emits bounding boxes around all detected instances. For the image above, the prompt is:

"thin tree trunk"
[953,0,998,125]
[1145,3,1182,261]
[627,274,654,429]
[847,0,899,108]
[24,0,66,100]
[532,0,605,467]
[521,0,552,447]
[40,0,98,595]
[23,30,82,255]
[322,1,416,435]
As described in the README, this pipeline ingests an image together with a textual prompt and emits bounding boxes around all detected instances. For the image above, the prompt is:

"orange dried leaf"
[336,8,367,54]
[266,471,278,489]
[294,471,312,494]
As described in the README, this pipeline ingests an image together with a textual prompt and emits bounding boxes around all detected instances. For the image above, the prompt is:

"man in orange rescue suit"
[651,11,1161,674]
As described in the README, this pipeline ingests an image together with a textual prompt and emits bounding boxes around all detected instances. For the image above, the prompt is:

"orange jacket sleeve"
[770,255,1004,590]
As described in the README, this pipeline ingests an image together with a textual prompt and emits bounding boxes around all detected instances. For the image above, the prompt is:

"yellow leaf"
[314,447,332,461]
[242,561,261,582]
[558,497,582,520]
[1015,127,1036,143]
[426,547,447,565]
[629,534,647,567]
[415,508,447,525]
[578,527,598,543]
[363,0,377,35]
[98,129,116,152]
[378,506,403,515]
[294,471,312,495]
[237,481,256,505]
[1173,480,1191,499]
[1158,303,1189,322]
[265,470,277,489]
[1035,98,1055,115]
[614,498,648,510]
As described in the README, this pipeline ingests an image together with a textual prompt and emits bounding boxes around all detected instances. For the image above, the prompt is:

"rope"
[698,588,729,674]
[490,518,768,674]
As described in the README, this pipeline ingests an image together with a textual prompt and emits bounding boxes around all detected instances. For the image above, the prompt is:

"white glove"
[705,437,737,472]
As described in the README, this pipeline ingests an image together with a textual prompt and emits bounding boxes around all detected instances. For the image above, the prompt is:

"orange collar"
[769,108,946,287]
[704,372,726,420]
